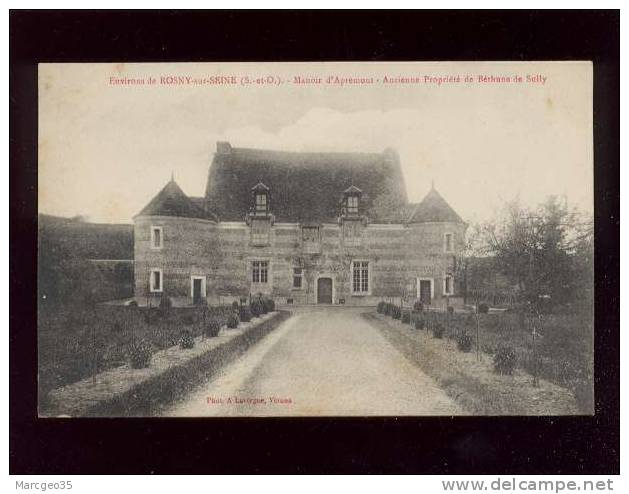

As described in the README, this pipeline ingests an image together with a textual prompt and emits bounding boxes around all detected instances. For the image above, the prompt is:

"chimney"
[382,147,399,165]
[216,141,232,155]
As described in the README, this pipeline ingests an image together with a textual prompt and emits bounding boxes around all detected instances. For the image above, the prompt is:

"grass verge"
[364,312,580,415]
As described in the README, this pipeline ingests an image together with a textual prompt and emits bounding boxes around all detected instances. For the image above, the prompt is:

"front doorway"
[419,279,432,305]
[191,276,206,305]
[317,277,333,304]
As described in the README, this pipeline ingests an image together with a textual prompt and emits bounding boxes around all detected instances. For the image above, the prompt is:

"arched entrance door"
[317,277,333,304]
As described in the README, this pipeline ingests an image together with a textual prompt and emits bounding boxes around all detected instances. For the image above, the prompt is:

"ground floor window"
[150,268,163,292]
[352,261,369,294]
[252,260,269,283]
[293,267,303,289]
[444,274,454,295]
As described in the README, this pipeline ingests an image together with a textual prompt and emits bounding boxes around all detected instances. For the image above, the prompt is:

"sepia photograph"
[36,61,595,418]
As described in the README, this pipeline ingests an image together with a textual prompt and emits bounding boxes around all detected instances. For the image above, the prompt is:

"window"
[255,193,267,214]
[151,226,163,249]
[150,269,163,292]
[292,267,303,289]
[347,195,359,214]
[444,274,454,296]
[444,233,453,253]
[252,260,269,284]
[352,261,369,294]
[251,219,270,245]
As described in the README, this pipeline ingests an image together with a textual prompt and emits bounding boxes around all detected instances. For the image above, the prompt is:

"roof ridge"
[229,146,385,158]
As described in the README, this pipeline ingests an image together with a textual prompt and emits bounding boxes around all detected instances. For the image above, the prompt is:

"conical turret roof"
[137,179,217,221]
[407,186,463,223]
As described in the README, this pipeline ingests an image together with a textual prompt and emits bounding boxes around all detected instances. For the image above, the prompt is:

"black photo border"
[9,10,620,475]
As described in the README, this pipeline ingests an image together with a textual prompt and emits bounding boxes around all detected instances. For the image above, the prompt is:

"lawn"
[38,303,236,405]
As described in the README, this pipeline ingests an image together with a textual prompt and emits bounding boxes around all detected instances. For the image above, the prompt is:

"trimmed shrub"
[414,317,425,330]
[239,306,252,323]
[383,303,391,316]
[129,339,152,369]
[232,301,240,311]
[456,331,473,352]
[493,346,517,375]
[478,303,489,314]
[250,300,263,318]
[179,329,195,349]
[392,306,402,320]
[376,301,386,314]
[401,311,411,324]
[262,297,275,313]
[447,306,454,314]
[413,300,424,312]
[226,312,240,329]
[205,318,221,337]
[432,323,445,339]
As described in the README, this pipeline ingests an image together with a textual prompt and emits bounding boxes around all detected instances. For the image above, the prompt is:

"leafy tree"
[474,196,593,309]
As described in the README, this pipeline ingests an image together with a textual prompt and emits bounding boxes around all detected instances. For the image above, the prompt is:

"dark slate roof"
[137,180,217,221]
[204,143,408,223]
[407,187,464,223]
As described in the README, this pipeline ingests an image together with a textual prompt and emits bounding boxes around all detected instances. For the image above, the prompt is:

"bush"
[129,339,152,369]
[128,300,138,307]
[414,317,425,330]
[377,301,386,314]
[205,318,222,337]
[262,297,275,312]
[401,311,411,324]
[456,331,473,352]
[493,346,517,375]
[478,303,489,314]
[232,301,240,311]
[432,323,445,339]
[447,306,454,314]
[250,300,263,318]
[392,306,402,320]
[239,306,252,323]
[413,300,424,312]
[226,312,240,329]
[179,330,195,349]
[383,303,392,316]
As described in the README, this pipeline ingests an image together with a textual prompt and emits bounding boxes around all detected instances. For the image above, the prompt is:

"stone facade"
[133,143,467,308]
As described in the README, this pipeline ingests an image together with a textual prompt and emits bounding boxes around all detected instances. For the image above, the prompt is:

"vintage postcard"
[38,61,593,417]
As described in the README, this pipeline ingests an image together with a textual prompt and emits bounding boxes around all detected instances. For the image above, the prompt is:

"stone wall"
[134,215,467,307]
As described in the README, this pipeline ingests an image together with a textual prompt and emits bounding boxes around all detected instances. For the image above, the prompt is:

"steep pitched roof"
[137,180,217,221]
[407,187,463,223]
[204,143,408,223]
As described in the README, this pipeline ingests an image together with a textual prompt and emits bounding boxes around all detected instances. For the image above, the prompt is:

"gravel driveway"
[163,307,464,416]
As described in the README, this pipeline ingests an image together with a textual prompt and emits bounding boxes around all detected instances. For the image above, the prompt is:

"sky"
[38,62,593,224]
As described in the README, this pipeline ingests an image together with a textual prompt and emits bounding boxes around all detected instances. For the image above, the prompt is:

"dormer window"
[342,185,362,216]
[255,192,267,213]
[347,196,358,214]
[251,182,270,216]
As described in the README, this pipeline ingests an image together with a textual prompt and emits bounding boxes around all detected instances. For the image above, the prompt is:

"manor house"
[134,142,466,307]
